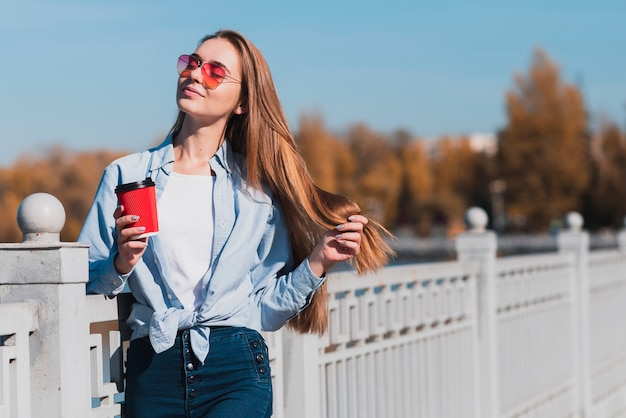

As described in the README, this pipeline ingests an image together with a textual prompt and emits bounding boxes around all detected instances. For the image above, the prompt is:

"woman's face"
[176,38,245,126]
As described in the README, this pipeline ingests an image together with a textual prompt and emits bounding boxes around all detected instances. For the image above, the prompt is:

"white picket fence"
[2,194,626,417]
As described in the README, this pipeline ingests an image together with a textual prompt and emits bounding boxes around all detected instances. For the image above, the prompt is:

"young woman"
[79,29,393,417]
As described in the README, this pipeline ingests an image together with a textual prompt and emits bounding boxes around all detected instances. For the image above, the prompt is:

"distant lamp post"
[489,180,507,233]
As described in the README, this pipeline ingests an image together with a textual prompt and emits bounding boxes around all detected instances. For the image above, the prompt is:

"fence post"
[618,216,626,251]
[281,329,322,418]
[0,193,91,417]
[455,207,498,418]
[557,211,591,417]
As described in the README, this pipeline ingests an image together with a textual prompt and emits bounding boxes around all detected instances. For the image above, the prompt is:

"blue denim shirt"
[78,136,324,363]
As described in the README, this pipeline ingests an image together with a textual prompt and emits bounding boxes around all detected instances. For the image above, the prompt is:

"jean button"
[256,354,264,363]
[259,367,267,374]
[186,362,194,371]
[189,388,197,398]
[251,340,260,348]
[187,375,196,384]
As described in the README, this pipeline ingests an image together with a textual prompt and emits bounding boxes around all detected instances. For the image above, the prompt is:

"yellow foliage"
[498,48,590,230]
[0,146,126,243]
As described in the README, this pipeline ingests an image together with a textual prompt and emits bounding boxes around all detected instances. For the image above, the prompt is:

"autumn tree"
[424,136,493,234]
[583,121,626,228]
[394,131,433,228]
[344,124,402,225]
[496,49,590,231]
[0,146,126,242]
[295,114,355,193]
[430,137,468,221]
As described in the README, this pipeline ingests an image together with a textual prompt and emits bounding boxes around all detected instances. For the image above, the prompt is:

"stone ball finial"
[17,193,66,242]
[465,207,489,232]
[565,211,584,231]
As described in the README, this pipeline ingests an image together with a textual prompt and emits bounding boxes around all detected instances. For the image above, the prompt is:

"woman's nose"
[189,65,204,84]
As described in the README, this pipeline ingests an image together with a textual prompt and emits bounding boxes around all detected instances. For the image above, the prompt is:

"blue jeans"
[124,327,273,417]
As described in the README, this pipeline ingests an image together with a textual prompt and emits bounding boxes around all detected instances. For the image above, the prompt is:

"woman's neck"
[173,123,225,176]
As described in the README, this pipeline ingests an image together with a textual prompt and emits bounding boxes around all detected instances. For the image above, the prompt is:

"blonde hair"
[171,29,395,334]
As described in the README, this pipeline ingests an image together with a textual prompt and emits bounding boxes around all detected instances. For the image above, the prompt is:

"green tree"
[496,49,590,231]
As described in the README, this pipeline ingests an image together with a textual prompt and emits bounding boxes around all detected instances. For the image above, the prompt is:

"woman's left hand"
[308,214,368,277]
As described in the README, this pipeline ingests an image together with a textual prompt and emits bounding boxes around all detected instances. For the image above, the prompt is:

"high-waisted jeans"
[124,327,273,418]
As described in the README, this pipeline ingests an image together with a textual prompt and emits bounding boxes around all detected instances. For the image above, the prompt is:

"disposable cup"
[115,178,159,239]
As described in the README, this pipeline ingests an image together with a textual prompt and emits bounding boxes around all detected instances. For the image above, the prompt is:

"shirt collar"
[212,138,236,175]
[147,134,238,176]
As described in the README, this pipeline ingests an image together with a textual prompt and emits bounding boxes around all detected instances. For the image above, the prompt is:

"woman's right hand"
[113,205,148,274]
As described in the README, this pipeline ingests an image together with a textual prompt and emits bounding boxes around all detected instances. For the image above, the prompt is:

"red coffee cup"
[115,178,159,239]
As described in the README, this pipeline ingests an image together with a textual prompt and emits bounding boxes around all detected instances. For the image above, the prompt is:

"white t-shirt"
[157,172,214,311]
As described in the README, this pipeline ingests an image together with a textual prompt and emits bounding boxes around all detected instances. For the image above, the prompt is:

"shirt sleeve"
[250,203,326,331]
[77,167,130,295]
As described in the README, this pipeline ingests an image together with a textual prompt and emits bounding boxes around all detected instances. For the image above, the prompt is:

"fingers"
[117,208,146,243]
[113,205,124,219]
[112,205,149,274]
[348,214,369,226]
[116,212,138,229]
[115,206,144,235]
[115,213,145,239]
[334,214,368,256]
[335,215,368,232]
[309,214,369,276]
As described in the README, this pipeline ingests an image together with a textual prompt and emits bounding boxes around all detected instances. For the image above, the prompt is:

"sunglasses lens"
[177,54,196,77]
[201,63,226,90]
[177,55,232,90]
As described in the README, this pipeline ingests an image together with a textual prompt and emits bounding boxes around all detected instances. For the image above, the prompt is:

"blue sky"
[1,0,624,166]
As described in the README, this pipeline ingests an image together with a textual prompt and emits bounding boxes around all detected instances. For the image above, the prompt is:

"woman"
[79,29,393,417]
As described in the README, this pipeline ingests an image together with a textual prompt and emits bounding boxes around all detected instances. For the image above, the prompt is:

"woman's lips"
[183,86,204,97]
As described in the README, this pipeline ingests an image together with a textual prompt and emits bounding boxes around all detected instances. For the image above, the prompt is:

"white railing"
[87,294,125,417]
[0,302,38,418]
[3,194,626,418]
[495,252,577,417]
[302,261,480,418]
[588,250,626,417]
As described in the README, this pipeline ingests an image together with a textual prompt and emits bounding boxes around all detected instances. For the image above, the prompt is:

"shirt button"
[167,294,172,299]
[251,341,260,348]
[187,375,196,384]
[189,388,197,398]
[187,363,194,371]
[256,354,264,363]
[259,367,267,374]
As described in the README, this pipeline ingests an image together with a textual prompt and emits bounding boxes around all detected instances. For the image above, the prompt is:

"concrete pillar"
[455,207,498,418]
[0,193,91,417]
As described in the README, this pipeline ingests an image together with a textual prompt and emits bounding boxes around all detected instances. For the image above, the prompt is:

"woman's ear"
[234,98,248,115]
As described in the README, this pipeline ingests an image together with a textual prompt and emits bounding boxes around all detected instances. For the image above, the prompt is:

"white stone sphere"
[465,207,489,232]
[17,193,66,240]
[564,211,583,231]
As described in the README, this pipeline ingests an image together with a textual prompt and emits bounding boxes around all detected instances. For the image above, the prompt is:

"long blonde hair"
[171,29,395,334]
